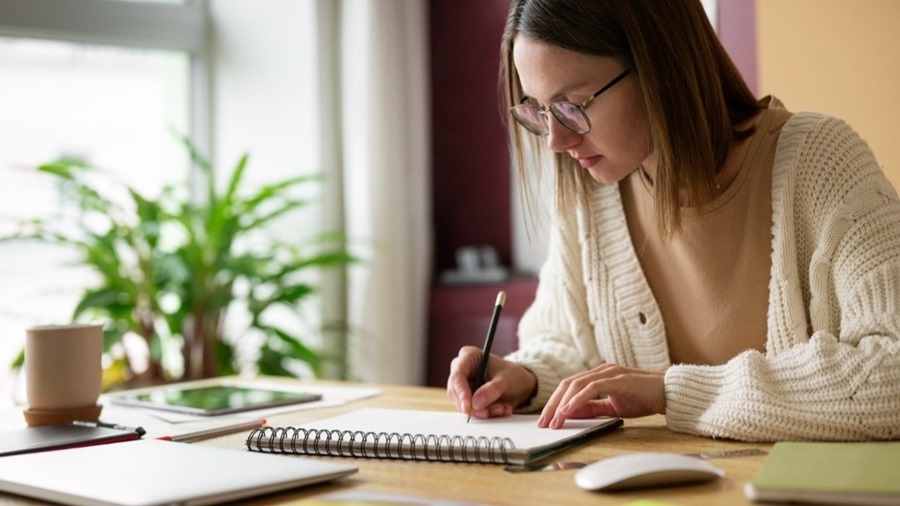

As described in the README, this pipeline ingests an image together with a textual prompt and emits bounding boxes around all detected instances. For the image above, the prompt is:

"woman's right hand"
[446,346,538,419]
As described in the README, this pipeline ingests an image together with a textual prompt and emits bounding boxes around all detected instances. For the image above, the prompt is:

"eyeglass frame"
[510,68,631,137]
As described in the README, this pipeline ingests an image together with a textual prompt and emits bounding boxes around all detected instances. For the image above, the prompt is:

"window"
[0,0,207,401]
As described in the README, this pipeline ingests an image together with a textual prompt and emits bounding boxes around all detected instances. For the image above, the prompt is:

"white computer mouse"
[574,452,725,492]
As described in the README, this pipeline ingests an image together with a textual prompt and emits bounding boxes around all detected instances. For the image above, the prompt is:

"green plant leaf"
[257,344,294,377]
[73,288,133,320]
[239,199,309,232]
[9,349,24,370]
[222,153,249,210]
[239,174,322,214]
[269,250,358,281]
[102,328,126,355]
[214,340,238,376]
[37,159,90,180]
[267,326,322,369]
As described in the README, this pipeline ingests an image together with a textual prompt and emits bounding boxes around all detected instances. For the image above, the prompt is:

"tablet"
[109,384,322,415]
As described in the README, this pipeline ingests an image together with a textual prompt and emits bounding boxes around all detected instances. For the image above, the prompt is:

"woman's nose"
[546,117,581,153]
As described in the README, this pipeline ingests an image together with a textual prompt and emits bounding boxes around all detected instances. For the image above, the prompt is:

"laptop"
[0,439,357,506]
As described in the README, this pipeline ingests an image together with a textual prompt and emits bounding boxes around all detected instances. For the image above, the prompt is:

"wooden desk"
[195,379,771,506]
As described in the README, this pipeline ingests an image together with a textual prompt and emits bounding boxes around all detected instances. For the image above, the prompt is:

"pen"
[468,290,506,423]
[73,420,147,437]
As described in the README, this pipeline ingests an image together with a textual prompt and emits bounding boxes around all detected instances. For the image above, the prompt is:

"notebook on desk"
[745,441,900,505]
[0,439,357,506]
[246,407,623,465]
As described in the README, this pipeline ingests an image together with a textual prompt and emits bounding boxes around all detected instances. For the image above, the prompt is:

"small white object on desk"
[574,451,724,492]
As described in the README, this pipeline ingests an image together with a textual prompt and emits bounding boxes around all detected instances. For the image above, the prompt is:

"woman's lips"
[576,155,602,168]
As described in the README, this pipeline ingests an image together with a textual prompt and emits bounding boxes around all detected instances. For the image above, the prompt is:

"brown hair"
[502,0,761,237]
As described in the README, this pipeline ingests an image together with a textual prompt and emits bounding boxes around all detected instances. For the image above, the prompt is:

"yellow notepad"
[246,408,622,465]
[745,441,900,505]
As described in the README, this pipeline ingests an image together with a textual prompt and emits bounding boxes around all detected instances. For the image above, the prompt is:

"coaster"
[23,404,103,427]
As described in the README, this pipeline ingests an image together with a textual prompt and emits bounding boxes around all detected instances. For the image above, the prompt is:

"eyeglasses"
[510,69,630,137]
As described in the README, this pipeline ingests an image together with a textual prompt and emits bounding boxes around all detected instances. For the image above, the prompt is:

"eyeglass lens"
[510,101,589,136]
[550,102,590,133]
[510,69,630,137]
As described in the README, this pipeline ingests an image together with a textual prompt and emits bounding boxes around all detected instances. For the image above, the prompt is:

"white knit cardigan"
[507,112,900,441]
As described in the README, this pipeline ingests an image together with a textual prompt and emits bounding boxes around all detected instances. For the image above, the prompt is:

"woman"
[447,0,900,441]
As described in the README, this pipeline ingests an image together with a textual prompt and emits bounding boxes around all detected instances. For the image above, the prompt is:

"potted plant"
[3,136,354,388]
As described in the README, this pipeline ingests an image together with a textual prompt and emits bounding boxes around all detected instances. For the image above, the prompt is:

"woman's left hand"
[537,364,667,429]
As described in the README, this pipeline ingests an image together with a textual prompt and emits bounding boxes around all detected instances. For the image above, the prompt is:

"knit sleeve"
[665,114,900,441]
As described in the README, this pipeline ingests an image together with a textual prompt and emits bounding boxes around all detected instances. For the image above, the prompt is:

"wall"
[756,0,900,190]
[209,1,318,183]
[717,0,757,95]
[430,0,513,275]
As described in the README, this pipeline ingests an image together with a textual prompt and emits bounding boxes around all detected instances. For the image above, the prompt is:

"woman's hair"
[502,0,761,237]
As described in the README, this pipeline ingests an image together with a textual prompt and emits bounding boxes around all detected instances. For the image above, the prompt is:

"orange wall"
[756,0,900,191]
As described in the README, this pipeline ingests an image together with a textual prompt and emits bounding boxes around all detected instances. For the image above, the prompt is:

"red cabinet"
[426,278,538,387]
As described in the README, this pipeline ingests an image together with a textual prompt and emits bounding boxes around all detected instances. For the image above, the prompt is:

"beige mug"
[24,323,103,425]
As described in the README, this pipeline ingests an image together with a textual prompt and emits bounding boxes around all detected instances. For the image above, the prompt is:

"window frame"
[0,0,211,158]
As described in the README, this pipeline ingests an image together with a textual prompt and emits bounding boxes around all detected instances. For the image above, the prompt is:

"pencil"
[467,290,506,423]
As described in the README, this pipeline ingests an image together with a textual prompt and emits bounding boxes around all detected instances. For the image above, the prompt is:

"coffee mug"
[24,323,103,424]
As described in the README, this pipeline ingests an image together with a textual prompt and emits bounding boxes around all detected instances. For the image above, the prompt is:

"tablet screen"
[109,385,322,415]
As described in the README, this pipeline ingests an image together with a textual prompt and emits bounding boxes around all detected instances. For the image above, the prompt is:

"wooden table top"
[196,380,771,506]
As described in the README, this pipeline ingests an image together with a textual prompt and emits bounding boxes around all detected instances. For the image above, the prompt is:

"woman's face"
[512,36,652,184]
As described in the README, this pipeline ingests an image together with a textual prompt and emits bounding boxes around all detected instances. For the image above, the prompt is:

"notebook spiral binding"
[246,426,517,464]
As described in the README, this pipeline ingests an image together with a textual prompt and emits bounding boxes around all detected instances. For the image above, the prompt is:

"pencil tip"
[496,291,506,306]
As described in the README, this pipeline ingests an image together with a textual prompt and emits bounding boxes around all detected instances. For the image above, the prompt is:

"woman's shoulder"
[776,110,882,183]
[780,110,857,147]
[774,109,897,219]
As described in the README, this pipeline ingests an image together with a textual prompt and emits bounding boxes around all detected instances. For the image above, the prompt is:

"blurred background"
[0,0,897,404]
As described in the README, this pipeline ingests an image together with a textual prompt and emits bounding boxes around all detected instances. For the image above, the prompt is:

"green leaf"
[130,189,163,247]
[9,349,24,370]
[239,174,322,214]
[214,340,238,376]
[240,199,309,231]
[223,153,249,209]
[37,159,91,180]
[102,328,126,355]
[267,327,322,370]
[272,284,315,304]
[257,345,294,377]
[270,251,358,281]
[175,132,213,177]
[72,286,135,315]
[147,331,164,363]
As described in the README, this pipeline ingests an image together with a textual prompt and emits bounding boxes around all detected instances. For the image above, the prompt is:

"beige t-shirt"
[620,97,793,366]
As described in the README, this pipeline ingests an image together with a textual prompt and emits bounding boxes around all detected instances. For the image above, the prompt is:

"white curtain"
[317,0,431,385]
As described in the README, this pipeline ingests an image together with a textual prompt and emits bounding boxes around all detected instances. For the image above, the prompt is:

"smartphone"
[108,384,322,416]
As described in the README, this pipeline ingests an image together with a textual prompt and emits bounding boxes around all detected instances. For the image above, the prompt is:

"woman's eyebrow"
[521,81,594,105]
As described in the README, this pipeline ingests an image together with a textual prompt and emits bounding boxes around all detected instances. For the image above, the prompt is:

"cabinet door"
[426,278,537,387]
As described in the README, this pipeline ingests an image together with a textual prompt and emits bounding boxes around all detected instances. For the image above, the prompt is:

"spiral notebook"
[246,408,623,465]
